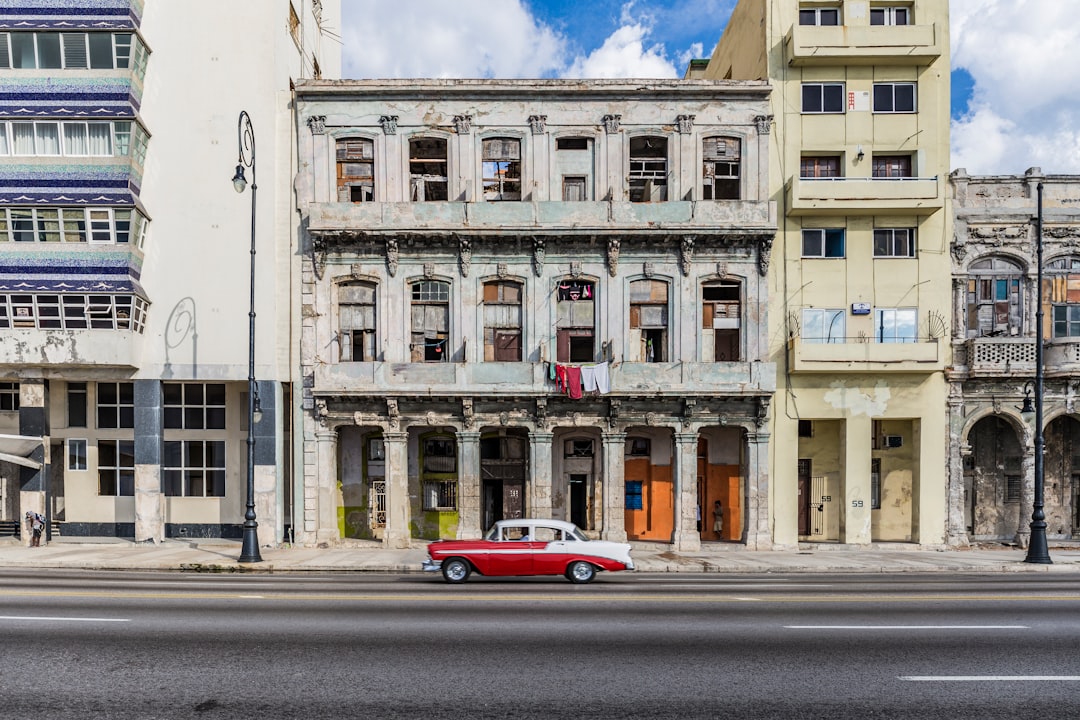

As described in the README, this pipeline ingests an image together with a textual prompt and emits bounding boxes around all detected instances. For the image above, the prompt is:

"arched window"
[483,280,522,361]
[702,280,741,360]
[629,136,668,202]
[967,257,1023,338]
[338,281,376,361]
[629,279,668,362]
[702,136,740,200]
[409,137,448,201]
[336,137,374,202]
[411,280,450,362]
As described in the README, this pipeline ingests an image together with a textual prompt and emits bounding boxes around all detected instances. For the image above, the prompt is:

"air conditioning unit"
[884,435,903,449]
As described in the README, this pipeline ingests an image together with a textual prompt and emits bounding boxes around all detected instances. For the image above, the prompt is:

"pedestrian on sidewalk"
[712,501,723,539]
[26,511,45,547]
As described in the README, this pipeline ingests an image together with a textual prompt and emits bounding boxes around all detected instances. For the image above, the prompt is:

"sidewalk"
[2,535,1080,574]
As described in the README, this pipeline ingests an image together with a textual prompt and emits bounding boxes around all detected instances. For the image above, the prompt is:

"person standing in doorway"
[26,511,45,547]
[712,501,723,539]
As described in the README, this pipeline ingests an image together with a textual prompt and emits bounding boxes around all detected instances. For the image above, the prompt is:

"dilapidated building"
[294,79,777,550]
[948,169,1080,546]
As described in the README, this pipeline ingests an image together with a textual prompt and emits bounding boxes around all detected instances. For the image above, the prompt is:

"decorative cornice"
[676,114,695,134]
[453,114,472,133]
[307,115,326,135]
[379,115,398,134]
[602,114,621,134]
[528,115,547,134]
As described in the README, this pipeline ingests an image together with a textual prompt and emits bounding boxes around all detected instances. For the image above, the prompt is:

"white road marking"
[901,676,1080,682]
[238,595,265,599]
[785,625,1029,630]
[654,584,833,589]
[0,615,129,623]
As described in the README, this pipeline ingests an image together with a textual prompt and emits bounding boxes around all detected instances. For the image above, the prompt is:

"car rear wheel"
[442,558,471,583]
[565,560,596,584]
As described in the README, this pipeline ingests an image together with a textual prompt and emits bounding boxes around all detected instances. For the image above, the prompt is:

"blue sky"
[338,1,1080,174]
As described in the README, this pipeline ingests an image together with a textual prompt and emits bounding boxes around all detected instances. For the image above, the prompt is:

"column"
[18,380,47,548]
[842,415,873,545]
[673,431,700,552]
[383,431,411,549]
[315,429,339,544]
[601,432,627,542]
[946,390,969,547]
[529,431,554,520]
[133,380,164,543]
[745,429,772,550]
[456,431,482,539]
[1017,446,1035,549]
[253,380,279,547]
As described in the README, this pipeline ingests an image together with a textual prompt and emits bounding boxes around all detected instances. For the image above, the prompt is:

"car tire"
[565,560,596,584]
[442,557,471,584]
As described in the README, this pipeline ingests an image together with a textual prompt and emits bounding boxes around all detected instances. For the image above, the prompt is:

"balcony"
[960,337,1036,378]
[787,176,943,216]
[0,329,144,370]
[306,199,776,238]
[312,360,777,396]
[1046,339,1080,377]
[786,23,943,66]
[788,337,943,374]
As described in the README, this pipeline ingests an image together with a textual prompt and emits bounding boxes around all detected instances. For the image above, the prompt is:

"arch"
[960,406,1030,448]
[966,254,1026,274]
[965,413,1026,541]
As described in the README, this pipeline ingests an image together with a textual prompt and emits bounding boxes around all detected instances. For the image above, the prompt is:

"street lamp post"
[232,110,263,564]
[1026,182,1051,564]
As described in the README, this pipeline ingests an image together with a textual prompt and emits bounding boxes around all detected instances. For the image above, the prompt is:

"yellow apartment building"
[705,0,951,546]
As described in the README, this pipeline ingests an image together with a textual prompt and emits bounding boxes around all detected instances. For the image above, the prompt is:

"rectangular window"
[482,138,522,201]
[873,228,916,257]
[702,281,741,362]
[96,382,134,429]
[702,137,740,200]
[625,480,643,510]
[873,82,917,113]
[798,420,813,438]
[802,228,845,258]
[408,137,448,201]
[801,308,846,344]
[67,438,87,471]
[98,440,134,496]
[555,280,596,363]
[163,383,226,430]
[339,282,377,362]
[800,156,841,178]
[483,280,523,362]
[1005,475,1021,503]
[871,458,882,509]
[411,281,451,362]
[874,307,918,343]
[871,7,911,25]
[1053,305,1080,338]
[629,279,668,362]
[629,136,668,202]
[0,382,18,411]
[163,440,226,497]
[802,83,845,113]
[336,138,375,203]
[68,382,87,427]
[873,155,913,178]
[799,6,841,25]
[422,480,458,511]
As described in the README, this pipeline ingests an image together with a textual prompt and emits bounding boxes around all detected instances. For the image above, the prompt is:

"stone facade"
[294,79,777,549]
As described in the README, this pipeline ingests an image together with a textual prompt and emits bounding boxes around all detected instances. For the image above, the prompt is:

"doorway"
[797,459,811,536]
[568,474,587,528]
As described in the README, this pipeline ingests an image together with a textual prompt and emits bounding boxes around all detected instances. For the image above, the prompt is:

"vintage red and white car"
[422,518,635,584]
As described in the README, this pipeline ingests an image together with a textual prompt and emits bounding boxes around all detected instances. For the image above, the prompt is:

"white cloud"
[564,22,679,79]
[950,0,1080,173]
[341,0,565,78]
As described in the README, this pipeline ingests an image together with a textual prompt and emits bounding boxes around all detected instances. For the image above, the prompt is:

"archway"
[966,415,1024,541]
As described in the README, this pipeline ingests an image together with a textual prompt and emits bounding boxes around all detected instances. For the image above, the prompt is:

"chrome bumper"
[421,558,442,572]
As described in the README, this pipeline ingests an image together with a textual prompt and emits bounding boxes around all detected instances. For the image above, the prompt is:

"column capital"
[601,432,627,443]
[747,431,771,444]
[530,431,555,443]
[674,431,699,445]
[382,431,408,444]
[315,429,337,442]
[455,430,482,442]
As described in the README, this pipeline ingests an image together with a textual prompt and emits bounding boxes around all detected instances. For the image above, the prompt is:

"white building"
[0,0,339,545]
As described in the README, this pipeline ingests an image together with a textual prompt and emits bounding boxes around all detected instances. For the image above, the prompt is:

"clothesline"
[550,361,611,399]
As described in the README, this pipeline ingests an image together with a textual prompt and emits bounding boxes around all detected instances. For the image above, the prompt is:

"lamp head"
[232,164,247,193]
[1020,383,1036,420]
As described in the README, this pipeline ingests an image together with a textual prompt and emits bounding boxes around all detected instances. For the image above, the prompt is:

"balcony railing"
[786,22,944,66]
[788,176,943,216]
[788,336,943,373]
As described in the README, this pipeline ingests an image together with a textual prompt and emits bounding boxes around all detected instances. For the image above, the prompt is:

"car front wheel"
[565,560,596,584]
[442,558,471,583]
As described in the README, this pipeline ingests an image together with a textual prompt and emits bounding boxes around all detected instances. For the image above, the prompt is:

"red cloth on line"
[564,366,583,399]
[555,364,568,393]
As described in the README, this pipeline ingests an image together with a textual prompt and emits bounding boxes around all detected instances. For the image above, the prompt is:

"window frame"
[0,31,136,70]
[702,136,741,200]
[872,155,914,178]
[873,228,916,258]
[422,479,459,512]
[483,279,524,362]
[96,382,134,430]
[0,120,133,158]
[0,207,144,244]
[629,278,669,363]
[802,228,846,258]
[163,440,226,498]
[97,439,135,497]
[481,137,522,202]
[628,135,669,203]
[0,382,19,412]
[870,6,911,26]
[800,155,842,179]
[408,136,449,202]
[873,82,917,113]
[336,136,375,203]
[67,438,87,471]
[873,307,918,344]
[163,383,227,430]
[801,83,845,114]
[411,280,451,362]
[338,281,377,362]
[799,6,841,26]
[555,279,597,363]
[1052,304,1080,339]
[801,308,846,344]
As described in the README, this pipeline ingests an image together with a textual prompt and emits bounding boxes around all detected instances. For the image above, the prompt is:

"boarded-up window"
[411,281,450,362]
[629,136,667,202]
[966,257,1022,338]
[702,281,741,361]
[562,176,586,201]
[703,136,740,200]
[1047,257,1080,339]
[555,280,595,363]
[482,138,521,201]
[484,280,523,361]
[337,138,374,202]
[410,137,448,201]
[339,282,376,361]
[629,279,668,362]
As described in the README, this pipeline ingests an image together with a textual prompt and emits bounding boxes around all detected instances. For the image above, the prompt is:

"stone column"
[18,380,47,547]
[946,390,970,547]
[601,432,627,542]
[315,429,339,544]
[133,380,164,543]
[383,431,411,549]
[456,431,482,539]
[842,415,873,545]
[1016,445,1035,548]
[529,431,554,520]
[673,431,701,552]
[745,429,772,550]
[253,379,279,547]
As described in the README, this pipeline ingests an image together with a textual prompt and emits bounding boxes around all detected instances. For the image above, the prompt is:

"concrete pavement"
[2,535,1080,574]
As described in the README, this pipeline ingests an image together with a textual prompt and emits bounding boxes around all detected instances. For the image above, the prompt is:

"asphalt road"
[2,571,1079,719]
